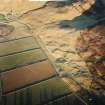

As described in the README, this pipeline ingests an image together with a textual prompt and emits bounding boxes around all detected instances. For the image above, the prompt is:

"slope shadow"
[57,0,105,30]
[47,0,84,8]
[77,87,105,105]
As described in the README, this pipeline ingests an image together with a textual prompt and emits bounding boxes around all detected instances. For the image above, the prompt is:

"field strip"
[61,77,87,105]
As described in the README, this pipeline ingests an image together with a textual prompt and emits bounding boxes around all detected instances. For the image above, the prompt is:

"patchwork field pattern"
[0,35,87,105]
[0,36,57,103]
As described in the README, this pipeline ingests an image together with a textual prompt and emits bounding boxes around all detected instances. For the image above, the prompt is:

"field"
[3,77,71,105]
[0,36,39,57]
[1,60,57,93]
[0,49,47,72]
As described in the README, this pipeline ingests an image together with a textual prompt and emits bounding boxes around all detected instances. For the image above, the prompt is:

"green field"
[0,36,39,56]
[3,77,71,105]
[46,94,85,105]
[0,49,47,72]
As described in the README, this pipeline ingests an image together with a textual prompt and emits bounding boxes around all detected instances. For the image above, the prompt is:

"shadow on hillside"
[76,87,105,105]
[47,0,84,8]
[57,0,105,30]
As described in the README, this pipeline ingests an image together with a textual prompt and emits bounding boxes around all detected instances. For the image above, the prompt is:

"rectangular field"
[1,60,57,93]
[0,49,47,72]
[45,94,85,105]
[0,36,39,56]
[3,77,71,105]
